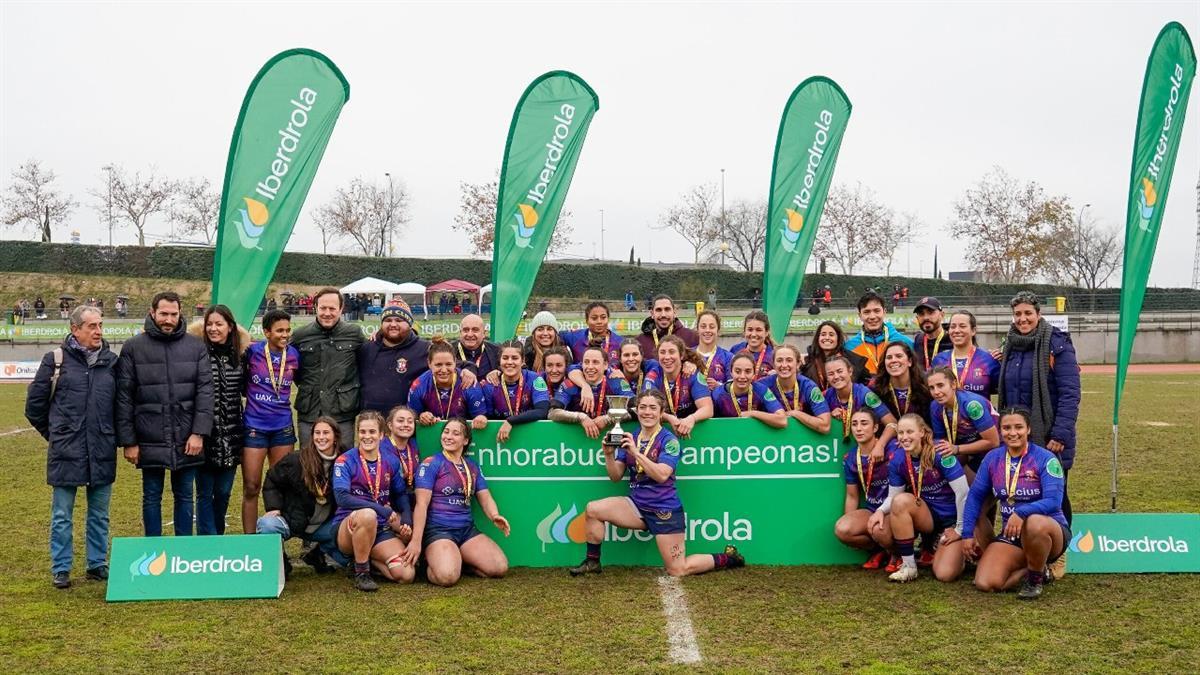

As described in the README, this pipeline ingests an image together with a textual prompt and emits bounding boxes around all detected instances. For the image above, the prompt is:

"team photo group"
[27,284,1078,600]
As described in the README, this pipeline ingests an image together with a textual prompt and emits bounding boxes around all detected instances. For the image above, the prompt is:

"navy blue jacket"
[358,330,429,414]
[999,327,1081,467]
[25,338,118,487]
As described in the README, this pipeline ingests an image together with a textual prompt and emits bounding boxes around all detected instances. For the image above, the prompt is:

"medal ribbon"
[501,373,525,416]
[457,343,483,368]
[942,396,960,445]
[437,373,459,419]
[634,429,657,475]
[776,379,800,412]
[838,388,855,439]
[952,347,975,390]
[666,370,683,414]
[890,386,909,416]
[593,376,608,415]
[924,330,945,366]
[857,449,874,497]
[1004,445,1028,506]
[390,436,417,488]
[729,382,754,415]
[358,452,384,503]
[904,453,923,498]
[443,452,474,505]
[264,345,284,396]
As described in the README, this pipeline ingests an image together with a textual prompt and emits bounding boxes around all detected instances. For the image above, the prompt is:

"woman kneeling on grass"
[880,414,969,583]
[835,409,902,572]
[332,411,415,592]
[569,390,745,577]
[961,407,1070,600]
[403,418,509,587]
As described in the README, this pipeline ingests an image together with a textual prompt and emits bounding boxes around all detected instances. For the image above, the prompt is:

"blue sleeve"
[612,376,634,396]
[642,361,661,391]
[961,452,997,539]
[529,373,551,406]
[890,326,914,347]
[939,452,965,481]
[471,459,489,493]
[1014,453,1065,520]
[388,455,412,525]
[689,373,711,400]
[407,377,427,414]
[414,457,438,491]
[464,385,488,416]
[656,433,682,471]
[801,378,829,415]
[930,402,947,440]
[1048,333,1081,447]
[972,399,996,433]
[931,351,949,369]
[861,386,891,419]
[333,456,392,520]
[755,381,784,413]
[554,383,578,409]
[888,453,906,487]
[843,453,857,485]
[480,384,500,418]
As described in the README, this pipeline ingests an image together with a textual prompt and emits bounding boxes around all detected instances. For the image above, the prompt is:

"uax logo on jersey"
[233,87,320,249]
[779,108,834,254]
[512,103,577,248]
[1137,62,1186,232]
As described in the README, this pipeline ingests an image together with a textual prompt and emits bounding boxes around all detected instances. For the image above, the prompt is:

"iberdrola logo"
[779,208,804,253]
[512,203,539,249]
[1069,530,1095,554]
[235,197,270,250]
[1137,178,1157,232]
[1137,60,1186,232]
[129,551,168,579]
[536,503,587,551]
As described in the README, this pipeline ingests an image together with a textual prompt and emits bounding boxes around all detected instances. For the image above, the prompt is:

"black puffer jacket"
[115,315,214,470]
[262,452,337,536]
[188,321,250,469]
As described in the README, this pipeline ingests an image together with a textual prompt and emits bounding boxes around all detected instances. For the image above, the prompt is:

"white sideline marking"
[1140,421,1175,427]
[488,473,839,482]
[0,427,35,437]
[657,575,702,664]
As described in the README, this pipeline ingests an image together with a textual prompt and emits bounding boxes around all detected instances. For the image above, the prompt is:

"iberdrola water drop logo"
[1137,178,1157,232]
[234,197,270,250]
[129,551,168,580]
[779,208,804,254]
[512,203,539,249]
[1069,530,1095,554]
[535,503,587,551]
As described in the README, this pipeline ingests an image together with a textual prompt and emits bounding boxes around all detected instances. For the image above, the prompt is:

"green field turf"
[1,374,1198,673]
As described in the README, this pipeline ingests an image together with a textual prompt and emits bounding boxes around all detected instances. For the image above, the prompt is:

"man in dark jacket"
[359,302,429,414]
[451,313,500,378]
[25,306,117,588]
[292,287,364,448]
[116,292,213,537]
[912,296,952,370]
[637,294,698,357]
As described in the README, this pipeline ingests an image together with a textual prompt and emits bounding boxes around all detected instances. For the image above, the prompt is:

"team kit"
[27,288,1077,600]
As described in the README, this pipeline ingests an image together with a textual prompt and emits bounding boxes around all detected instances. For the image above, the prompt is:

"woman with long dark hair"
[871,342,933,424]
[801,321,869,389]
[524,311,563,372]
[729,310,775,380]
[646,335,713,438]
[695,309,733,388]
[761,344,831,434]
[408,338,489,428]
[487,339,552,442]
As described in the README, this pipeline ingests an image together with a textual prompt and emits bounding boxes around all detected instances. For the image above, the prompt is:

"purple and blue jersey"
[331,448,412,529]
[761,374,830,416]
[643,364,711,416]
[710,380,783,417]
[407,371,488,420]
[931,348,1000,398]
[698,347,733,384]
[962,444,1067,539]
[482,369,550,419]
[380,435,421,490]
[615,426,683,512]
[843,439,901,512]
[729,342,774,380]
[553,374,634,413]
[930,390,998,446]
[824,383,893,425]
[414,452,489,529]
[887,449,965,521]
[560,328,622,369]
[243,341,299,431]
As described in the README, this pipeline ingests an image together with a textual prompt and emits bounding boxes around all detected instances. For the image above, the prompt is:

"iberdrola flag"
[762,77,852,343]
[492,72,599,341]
[212,49,350,325]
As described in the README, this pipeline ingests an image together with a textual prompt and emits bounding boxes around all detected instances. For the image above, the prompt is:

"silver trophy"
[604,394,632,447]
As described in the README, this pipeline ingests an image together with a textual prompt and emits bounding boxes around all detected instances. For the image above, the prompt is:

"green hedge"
[1,241,1195,307]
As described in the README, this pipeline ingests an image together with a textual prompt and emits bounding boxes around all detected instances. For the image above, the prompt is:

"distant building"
[948,271,984,282]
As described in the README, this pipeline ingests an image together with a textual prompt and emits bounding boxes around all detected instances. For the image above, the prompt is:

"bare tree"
[658,183,719,264]
[312,176,411,257]
[950,167,1072,283]
[90,165,176,246]
[452,175,575,257]
[168,177,220,244]
[813,182,890,275]
[722,198,767,272]
[871,211,923,276]
[1052,215,1122,306]
[2,159,77,242]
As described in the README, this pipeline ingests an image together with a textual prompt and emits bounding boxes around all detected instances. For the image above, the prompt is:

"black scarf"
[1000,318,1055,445]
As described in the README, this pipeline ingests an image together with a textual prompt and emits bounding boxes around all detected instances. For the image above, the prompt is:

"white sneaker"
[888,563,919,583]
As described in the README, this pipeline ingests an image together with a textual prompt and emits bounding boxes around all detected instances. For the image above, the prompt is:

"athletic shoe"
[51,572,70,589]
[301,546,334,574]
[568,558,602,576]
[353,572,379,592]
[1018,572,1044,600]
[861,550,888,570]
[283,556,293,580]
[885,555,902,573]
[916,550,935,568]
[85,566,109,581]
[1049,553,1067,580]
[888,564,919,583]
[723,545,746,569]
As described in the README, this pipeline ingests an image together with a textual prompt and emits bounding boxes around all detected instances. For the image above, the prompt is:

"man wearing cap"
[912,296,951,370]
[452,314,501,378]
[358,302,429,415]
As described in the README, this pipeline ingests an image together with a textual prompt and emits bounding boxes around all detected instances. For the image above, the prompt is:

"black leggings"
[1061,467,1072,527]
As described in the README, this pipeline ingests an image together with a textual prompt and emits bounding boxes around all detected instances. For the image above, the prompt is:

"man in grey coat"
[116,292,213,536]
[25,305,118,589]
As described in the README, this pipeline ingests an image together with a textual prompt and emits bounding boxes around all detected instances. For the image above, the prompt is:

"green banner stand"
[107,534,285,602]
[1067,513,1200,573]
[415,418,861,567]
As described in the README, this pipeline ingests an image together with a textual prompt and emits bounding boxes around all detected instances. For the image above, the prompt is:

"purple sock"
[354,561,369,575]
[896,537,915,558]
[586,542,601,560]
[712,553,729,569]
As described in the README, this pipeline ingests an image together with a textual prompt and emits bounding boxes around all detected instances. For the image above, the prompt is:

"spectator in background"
[292,287,364,449]
[912,297,951,371]
[116,291,214,537]
[439,293,449,316]
[359,302,429,414]
[707,287,718,310]
[59,297,70,320]
[823,286,832,307]
[34,296,46,320]
[625,289,636,311]
[115,297,127,319]
[25,305,117,589]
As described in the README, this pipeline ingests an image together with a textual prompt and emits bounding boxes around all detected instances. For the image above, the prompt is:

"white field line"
[657,575,702,665]
[0,427,35,437]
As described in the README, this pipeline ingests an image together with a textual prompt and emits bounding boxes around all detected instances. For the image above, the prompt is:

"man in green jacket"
[291,287,364,449]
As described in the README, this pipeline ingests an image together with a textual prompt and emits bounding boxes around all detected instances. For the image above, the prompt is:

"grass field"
[1,374,1198,673]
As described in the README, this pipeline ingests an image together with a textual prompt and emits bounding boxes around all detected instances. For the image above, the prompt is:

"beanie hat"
[529,310,557,333]
[381,301,415,326]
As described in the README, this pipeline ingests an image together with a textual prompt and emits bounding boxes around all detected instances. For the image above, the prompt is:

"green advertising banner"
[415,419,859,567]
[1114,23,1195,422]
[491,72,599,341]
[1067,513,1200,574]
[762,77,852,343]
[107,534,284,601]
[212,49,350,326]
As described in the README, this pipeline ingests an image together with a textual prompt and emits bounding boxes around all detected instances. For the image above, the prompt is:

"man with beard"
[637,294,698,357]
[452,314,500,378]
[359,302,429,414]
[292,288,364,449]
[843,291,913,377]
[912,296,951,371]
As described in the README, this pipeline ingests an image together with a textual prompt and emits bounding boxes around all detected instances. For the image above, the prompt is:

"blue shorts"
[996,523,1072,563]
[331,515,397,550]
[628,497,686,535]
[425,522,482,547]
[245,426,297,449]
[929,511,957,536]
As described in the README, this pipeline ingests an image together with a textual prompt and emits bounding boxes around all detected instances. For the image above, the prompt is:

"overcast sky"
[3,1,1198,288]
